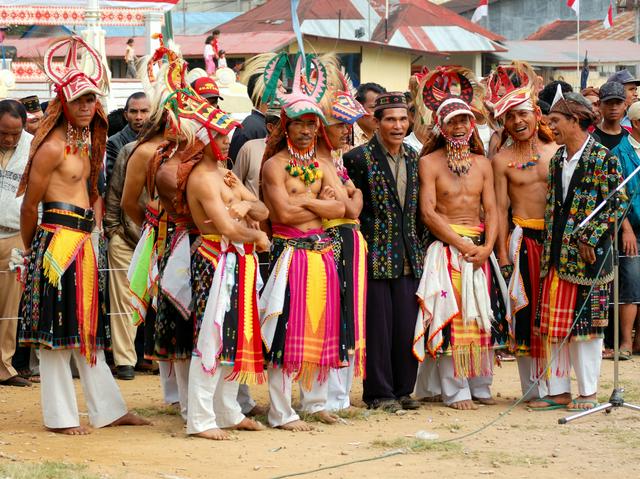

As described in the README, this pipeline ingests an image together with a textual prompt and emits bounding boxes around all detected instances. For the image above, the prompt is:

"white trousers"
[326,362,354,411]
[544,339,602,397]
[436,356,493,406]
[237,384,257,415]
[267,367,300,427]
[39,348,127,429]
[186,357,244,434]
[159,360,180,404]
[299,377,329,414]
[414,357,441,399]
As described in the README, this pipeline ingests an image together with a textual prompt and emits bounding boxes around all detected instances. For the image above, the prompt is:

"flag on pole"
[471,0,488,23]
[567,0,579,15]
[603,1,614,29]
[580,51,589,90]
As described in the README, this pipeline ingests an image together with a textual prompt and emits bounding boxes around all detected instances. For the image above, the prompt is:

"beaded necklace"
[443,128,473,176]
[65,122,91,159]
[331,149,350,184]
[507,135,540,170]
[285,137,323,186]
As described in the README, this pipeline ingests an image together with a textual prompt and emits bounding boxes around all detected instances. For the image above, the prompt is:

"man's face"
[600,98,626,123]
[503,109,537,142]
[357,90,379,132]
[325,122,350,150]
[0,113,23,150]
[624,83,638,107]
[25,111,43,136]
[376,108,409,148]
[206,96,219,108]
[286,116,319,150]
[67,94,97,128]
[125,97,151,133]
[548,112,575,146]
[441,114,472,141]
[213,132,230,158]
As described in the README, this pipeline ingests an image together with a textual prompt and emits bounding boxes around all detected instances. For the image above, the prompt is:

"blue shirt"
[612,135,640,228]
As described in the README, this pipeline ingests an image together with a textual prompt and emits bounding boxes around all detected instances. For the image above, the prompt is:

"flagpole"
[577,8,580,88]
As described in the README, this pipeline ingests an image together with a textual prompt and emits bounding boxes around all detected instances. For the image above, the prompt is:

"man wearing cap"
[612,101,640,359]
[489,64,560,404]
[0,100,32,388]
[415,69,506,410]
[609,69,640,129]
[192,76,223,108]
[19,96,43,136]
[593,82,628,151]
[105,92,150,182]
[536,89,625,411]
[344,92,425,412]
[353,83,386,148]
[17,36,148,434]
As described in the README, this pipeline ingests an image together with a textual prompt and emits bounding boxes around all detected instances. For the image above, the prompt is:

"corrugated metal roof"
[426,26,500,52]
[495,40,640,65]
[568,11,634,40]
[526,20,599,40]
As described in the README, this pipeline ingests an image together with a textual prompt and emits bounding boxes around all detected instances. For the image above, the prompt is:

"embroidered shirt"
[562,136,589,201]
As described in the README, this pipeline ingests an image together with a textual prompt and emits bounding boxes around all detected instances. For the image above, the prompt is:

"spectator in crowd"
[217,50,227,69]
[124,38,137,79]
[203,31,220,76]
[229,73,268,162]
[581,87,602,129]
[191,77,222,108]
[592,82,628,151]
[353,82,386,147]
[19,96,43,135]
[608,69,640,128]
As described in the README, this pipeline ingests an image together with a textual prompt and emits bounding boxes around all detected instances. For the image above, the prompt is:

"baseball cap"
[608,69,640,86]
[191,77,224,100]
[599,81,626,102]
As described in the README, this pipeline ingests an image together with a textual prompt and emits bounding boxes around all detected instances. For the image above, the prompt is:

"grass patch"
[371,437,461,453]
[490,453,550,467]
[131,405,181,417]
[0,461,100,479]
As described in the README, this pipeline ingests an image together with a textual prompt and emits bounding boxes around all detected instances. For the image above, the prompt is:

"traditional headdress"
[485,61,538,119]
[17,36,108,203]
[20,95,42,118]
[550,85,597,124]
[317,54,367,126]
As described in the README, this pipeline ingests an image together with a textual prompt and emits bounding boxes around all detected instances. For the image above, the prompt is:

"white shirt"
[0,130,32,238]
[561,136,590,201]
[628,134,640,155]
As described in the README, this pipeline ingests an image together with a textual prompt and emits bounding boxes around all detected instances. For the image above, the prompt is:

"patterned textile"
[19,208,109,362]
[192,236,265,384]
[343,135,426,279]
[260,225,341,389]
[323,219,367,378]
[541,137,625,286]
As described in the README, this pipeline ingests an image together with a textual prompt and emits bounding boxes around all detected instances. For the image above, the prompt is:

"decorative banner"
[0,6,149,26]
[11,61,65,81]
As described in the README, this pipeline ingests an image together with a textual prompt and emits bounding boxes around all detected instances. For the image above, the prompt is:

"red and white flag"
[567,0,579,15]
[603,0,614,29]
[471,0,488,23]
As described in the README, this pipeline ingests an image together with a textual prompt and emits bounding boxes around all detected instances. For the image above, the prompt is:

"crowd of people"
[0,34,638,439]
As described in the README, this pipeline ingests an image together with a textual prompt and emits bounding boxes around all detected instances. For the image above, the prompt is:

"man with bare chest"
[17,36,148,434]
[488,65,560,404]
[413,69,507,410]
[184,119,270,440]
[260,56,345,431]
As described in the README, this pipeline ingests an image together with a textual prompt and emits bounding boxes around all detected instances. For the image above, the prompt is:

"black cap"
[599,81,626,102]
[608,69,640,86]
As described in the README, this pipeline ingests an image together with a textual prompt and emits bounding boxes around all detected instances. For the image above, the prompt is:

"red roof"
[568,11,634,40]
[526,19,599,40]
[439,0,499,14]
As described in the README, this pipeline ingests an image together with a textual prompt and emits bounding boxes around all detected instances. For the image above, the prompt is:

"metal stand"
[559,187,640,424]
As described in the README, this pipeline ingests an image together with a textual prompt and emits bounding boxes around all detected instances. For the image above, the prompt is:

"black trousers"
[363,276,419,404]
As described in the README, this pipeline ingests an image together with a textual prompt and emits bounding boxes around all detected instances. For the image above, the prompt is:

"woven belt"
[273,234,330,251]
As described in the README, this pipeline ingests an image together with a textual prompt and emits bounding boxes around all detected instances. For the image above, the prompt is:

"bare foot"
[449,400,478,410]
[193,428,230,440]
[311,410,339,424]
[246,404,269,417]
[472,396,497,405]
[528,393,571,410]
[566,395,598,411]
[47,426,91,435]
[109,412,151,427]
[227,417,266,431]
[277,419,313,432]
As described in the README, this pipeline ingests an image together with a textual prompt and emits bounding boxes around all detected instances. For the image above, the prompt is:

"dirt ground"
[1,358,640,479]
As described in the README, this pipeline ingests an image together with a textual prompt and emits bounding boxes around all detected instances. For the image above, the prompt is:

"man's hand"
[255,231,271,253]
[466,245,491,269]
[223,171,238,188]
[228,201,251,220]
[579,242,596,264]
[319,186,336,200]
[622,228,638,257]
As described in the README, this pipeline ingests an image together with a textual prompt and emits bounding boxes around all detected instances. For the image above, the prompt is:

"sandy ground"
[1,358,640,479]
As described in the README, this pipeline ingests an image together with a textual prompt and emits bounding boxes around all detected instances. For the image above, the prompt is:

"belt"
[42,212,94,233]
[43,202,95,221]
[273,235,330,251]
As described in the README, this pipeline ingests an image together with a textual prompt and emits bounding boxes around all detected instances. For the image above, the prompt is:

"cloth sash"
[260,224,341,389]
[128,206,160,325]
[41,207,98,365]
[322,218,359,230]
[196,235,265,384]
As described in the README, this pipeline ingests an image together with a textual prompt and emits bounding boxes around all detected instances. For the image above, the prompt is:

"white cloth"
[160,230,193,319]
[326,361,354,411]
[570,338,603,397]
[173,359,191,422]
[413,356,441,399]
[267,367,300,427]
[0,131,32,238]
[187,357,244,434]
[404,133,423,155]
[506,225,527,347]
[159,360,180,405]
[436,355,493,406]
[260,246,294,351]
[628,133,640,154]
[39,349,127,429]
[204,44,214,58]
[237,384,257,415]
[299,377,329,414]
[561,136,589,201]
[516,356,550,401]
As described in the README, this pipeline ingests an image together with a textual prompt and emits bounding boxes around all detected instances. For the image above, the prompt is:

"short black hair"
[247,73,262,107]
[355,82,386,105]
[219,49,225,56]
[265,112,280,125]
[125,92,146,111]
[537,99,551,115]
[107,108,127,137]
[0,99,27,126]
[539,81,573,106]
[205,35,214,44]
[127,38,134,45]
[212,29,220,36]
